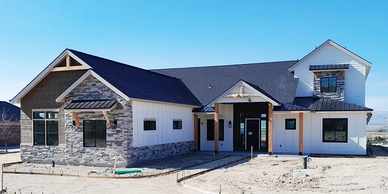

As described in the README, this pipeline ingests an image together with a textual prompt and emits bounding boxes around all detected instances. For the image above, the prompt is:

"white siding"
[132,101,194,147]
[303,112,367,155]
[199,104,233,151]
[273,113,299,153]
[294,44,366,106]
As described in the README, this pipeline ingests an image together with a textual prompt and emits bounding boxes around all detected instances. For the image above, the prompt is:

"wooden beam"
[102,111,112,128]
[51,66,87,72]
[66,55,70,68]
[268,102,273,155]
[214,103,219,154]
[299,112,304,155]
[72,112,81,127]
[193,114,199,151]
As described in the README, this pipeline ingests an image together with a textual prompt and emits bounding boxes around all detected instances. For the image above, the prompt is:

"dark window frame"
[320,77,337,92]
[207,119,224,141]
[144,120,156,131]
[32,110,59,146]
[322,118,348,143]
[285,119,296,130]
[173,120,182,130]
[83,120,107,147]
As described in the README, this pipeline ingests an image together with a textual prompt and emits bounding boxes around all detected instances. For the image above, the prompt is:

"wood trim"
[51,66,87,72]
[193,114,199,151]
[214,103,219,154]
[102,111,112,128]
[72,112,81,127]
[299,112,304,155]
[268,102,273,155]
[66,55,70,67]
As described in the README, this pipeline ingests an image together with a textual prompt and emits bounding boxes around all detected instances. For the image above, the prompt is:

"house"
[10,39,373,167]
[0,101,21,149]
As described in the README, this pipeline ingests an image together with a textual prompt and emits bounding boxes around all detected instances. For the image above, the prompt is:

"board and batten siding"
[303,112,367,155]
[198,104,233,151]
[273,113,300,153]
[132,101,194,147]
[293,43,366,106]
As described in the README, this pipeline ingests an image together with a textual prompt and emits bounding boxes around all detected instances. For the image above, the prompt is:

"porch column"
[299,112,304,155]
[194,114,199,151]
[214,103,219,154]
[268,102,273,155]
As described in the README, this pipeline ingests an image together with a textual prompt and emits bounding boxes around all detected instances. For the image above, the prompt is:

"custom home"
[11,39,373,167]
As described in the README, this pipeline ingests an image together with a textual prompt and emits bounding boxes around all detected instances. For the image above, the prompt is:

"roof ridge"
[152,60,299,71]
[67,49,184,81]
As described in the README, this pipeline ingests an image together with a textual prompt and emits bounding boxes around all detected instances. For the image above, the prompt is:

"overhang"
[64,99,117,112]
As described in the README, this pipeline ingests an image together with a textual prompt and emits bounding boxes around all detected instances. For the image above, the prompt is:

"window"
[144,120,156,130]
[83,120,106,147]
[33,111,59,146]
[321,77,337,92]
[173,120,182,129]
[285,119,296,130]
[207,119,224,141]
[322,118,348,143]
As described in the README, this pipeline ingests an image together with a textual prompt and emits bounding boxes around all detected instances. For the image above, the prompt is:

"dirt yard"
[1,150,388,194]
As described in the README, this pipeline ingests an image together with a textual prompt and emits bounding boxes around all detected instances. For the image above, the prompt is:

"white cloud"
[366,96,388,111]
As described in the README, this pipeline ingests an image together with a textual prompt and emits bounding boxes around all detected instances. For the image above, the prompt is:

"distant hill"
[368,111,388,131]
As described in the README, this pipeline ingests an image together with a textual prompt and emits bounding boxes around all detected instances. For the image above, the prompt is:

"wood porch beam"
[214,103,219,154]
[102,111,112,128]
[72,112,81,127]
[299,112,304,155]
[51,66,87,72]
[66,55,70,68]
[268,102,273,155]
[194,114,199,151]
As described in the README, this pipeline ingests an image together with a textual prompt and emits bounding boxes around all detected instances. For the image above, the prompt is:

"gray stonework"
[313,70,345,101]
[20,75,194,167]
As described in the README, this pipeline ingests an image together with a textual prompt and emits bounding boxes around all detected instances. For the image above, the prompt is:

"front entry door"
[246,118,260,151]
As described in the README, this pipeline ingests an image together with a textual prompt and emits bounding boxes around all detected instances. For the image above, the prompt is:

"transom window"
[32,111,59,146]
[321,77,337,92]
[173,120,182,129]
[207,119,224,141]
[83,120,106,147]
[322,118,348,143]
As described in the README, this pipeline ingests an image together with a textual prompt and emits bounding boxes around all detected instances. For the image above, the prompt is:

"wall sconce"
[228,120,232,128]
[72,120,76,126]
[113,119,118,126]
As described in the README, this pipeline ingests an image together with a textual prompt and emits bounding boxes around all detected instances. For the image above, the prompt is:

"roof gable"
[288,39,372,77]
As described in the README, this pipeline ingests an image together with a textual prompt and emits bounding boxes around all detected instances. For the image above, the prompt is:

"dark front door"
[246,118,260,151]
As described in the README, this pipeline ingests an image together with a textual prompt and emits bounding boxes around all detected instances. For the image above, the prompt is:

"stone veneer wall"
[313,70,345,101]
[21,75,194,167]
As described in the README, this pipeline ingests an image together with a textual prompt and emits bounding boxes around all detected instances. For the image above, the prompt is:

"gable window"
[144,120,156,130]
[83,120,106,147]
[207,119,224,141]
[321,77,337,92]
[322,118,348,143]
[285,119,296,130]
[33,111,59,146]
[173,120,182,129]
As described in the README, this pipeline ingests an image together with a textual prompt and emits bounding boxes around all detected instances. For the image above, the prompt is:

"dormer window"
[321,77,337,92]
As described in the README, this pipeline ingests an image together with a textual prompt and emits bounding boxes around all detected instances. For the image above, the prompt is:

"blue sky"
[0,1,387,110]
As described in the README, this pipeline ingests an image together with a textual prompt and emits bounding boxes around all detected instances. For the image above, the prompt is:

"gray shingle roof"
[153,60,299,106]
[274,97,373,112]
[69,49,201,106]
[309,64,349,71]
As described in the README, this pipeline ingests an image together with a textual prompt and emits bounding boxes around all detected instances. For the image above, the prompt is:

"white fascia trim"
[311,111,373,114]
[273,111,310,114]
[130,98,201,108]
[55,70,130,102]
[208,80,280,106]
[10,49,91,104]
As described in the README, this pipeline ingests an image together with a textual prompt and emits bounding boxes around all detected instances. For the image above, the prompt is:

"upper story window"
[321,77,337,92]
[32,110,59,146]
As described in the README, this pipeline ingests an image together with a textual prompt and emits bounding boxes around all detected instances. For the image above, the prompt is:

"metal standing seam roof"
[274,97,373,112]
[64,99,117,110]
[309,64,349,71]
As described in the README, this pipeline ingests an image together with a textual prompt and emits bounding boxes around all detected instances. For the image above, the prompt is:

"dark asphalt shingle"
[153,60,299,106]
[69,49,201,106]
[0,101,20,122]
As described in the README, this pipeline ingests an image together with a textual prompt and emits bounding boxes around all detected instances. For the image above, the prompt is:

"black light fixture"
[113,119,118,126]
[72,120,76,126]
[228,121,232,128]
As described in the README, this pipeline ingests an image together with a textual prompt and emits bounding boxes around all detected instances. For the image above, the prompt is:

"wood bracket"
[102,111,112,128]
[72,112,81,127]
